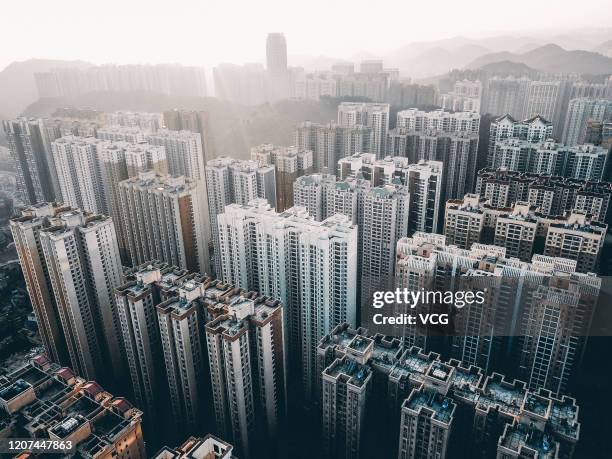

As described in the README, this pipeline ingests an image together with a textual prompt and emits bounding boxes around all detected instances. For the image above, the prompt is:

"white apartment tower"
[36,208,124,384]
[337,102,390,158]
[97,126,147,143]
[293,122,372,173]
[119,172,210,274]
[216,201,357,400]
[206,296,285,458]
[206,157,276,275]
[336,154,443,232]
[488,114,553,166]
[360,185,410,312]
[562,98,612,146]
[147,130,205,182]
[251,144,313,211]
[52,136,105,214]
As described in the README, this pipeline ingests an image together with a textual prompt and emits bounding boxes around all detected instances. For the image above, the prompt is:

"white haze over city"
[1,0,612,71]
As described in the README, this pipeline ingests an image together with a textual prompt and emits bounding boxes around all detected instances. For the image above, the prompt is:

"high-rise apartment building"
[337,154,443,232]
[482,76,530,118]
[39,116,105,200]
[488,114,553,164]
[10,203,71,365]
[156,277,210,434]
[337,102,390,158]
[119,172,210,274]
[52,136,106,214]
[523,80,568,138]
[146,130,206,182]
[123,142,168,177]
[163,109,213,164]
[292,73,338,101]
[216,201,357,400]
[321,353,372,459]
[388,109,480,199]
[438,79,482,113]
[266,33,290,102]
[544,212,607,273]
[292,166,444,330]
[100,140,167,263]
[360,185,410,312]
[335,72,390,102]
[0,354,146,458]
[51,136,168,262]
[294,121,371,173]
[10,205,125,384]
[114,262,188,422]
[266,33,288,74]
[387,82,437,107]
[562,98,612,146]
[116,261,287,450]
[206,293,285,458]
[293,174,340,222]
[251,144,313,211]
[205,157,276,274]
[293,174,373,226]
[395,108,480,134]
[397,385,456,459]
[443,194,490,250]
[293,172,410,319]
[3,118,58,204]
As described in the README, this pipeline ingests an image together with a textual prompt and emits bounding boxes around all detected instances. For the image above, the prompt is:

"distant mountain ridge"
[593,40,612,58]
[466,44,612,74]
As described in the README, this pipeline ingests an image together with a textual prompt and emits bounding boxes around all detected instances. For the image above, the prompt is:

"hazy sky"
[2,0,612,70]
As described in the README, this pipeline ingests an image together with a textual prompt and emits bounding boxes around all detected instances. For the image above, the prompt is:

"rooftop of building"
[404,387,455,424]
[320,324,579,443]
[154,434,233,459]
[324,357,371,388]
[121,171,194,193]
[498,421,558,458]
[0,356,142,456]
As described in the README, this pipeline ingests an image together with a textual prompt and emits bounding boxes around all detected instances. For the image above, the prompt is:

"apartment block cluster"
[3,243,284,457]
[444,194,607,272]
[488,115,609,181]
[115,262,286,458]
[295,104,481,202]
[476,168,612,224]
[318,323,581,459]
[395,232,600,394]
